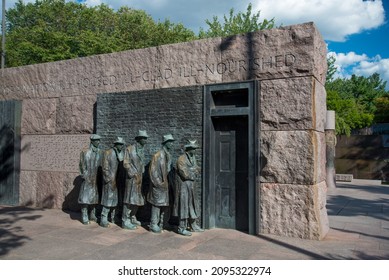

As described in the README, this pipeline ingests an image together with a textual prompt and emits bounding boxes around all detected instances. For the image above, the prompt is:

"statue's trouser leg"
[159,206,169,230]
[129,205,141,226]
[122,204,136,229]
[89,206,97,222]
[110,207,116,223]
[150,205,161,232]
[100,206,110,227]
[122,204,130,224]
[81,205,89,224]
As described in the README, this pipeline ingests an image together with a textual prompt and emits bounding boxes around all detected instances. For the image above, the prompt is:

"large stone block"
[19,170,79,209]
[260,130,326,184]
[260,181,329,240]
[260,77,326,131]
[21,134,90,172]
[57,95,96,133]
[19,171,38,207]
[1,22,327,100]
[21,98,57,134]
[221,22,327,84]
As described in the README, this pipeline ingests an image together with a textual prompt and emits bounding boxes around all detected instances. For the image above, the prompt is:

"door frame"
[202,81,258,235]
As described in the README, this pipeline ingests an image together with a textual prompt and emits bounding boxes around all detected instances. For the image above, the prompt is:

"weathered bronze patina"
[173,140,204,236]
[147,134,175,233]
[100,137,125,228]
[78,134,103,225]
[122,130,149,230]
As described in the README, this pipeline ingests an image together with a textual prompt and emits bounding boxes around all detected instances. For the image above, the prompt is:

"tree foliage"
[3,0,196,67]
[374,94,389,123]
[326,70,389,135]
[198,3,275,38]
[326,54,337,83]
[1,1,276,67]
[326,89,374,135]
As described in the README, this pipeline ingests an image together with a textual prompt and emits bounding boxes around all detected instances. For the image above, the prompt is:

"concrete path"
[1,179,388,260]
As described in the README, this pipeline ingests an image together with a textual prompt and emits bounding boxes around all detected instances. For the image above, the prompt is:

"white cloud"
[82,0,103,7]
[330,51,368,66]
[354,57,389,84]
[329,51,389,89]
[254,0,385,42]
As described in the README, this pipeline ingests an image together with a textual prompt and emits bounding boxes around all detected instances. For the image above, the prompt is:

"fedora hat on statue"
[162,134,175,144]
[135,130,149,139]
[114,137,125,145]
[184,140,199,150]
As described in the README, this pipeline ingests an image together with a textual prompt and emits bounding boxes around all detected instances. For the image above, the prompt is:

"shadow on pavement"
[0,206,42,257]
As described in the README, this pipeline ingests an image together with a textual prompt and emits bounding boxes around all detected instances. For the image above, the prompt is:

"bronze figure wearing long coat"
[123,143,145,206]
[147,147,172,207]
[173,152,200,220]
[101,147,123,207]
[78,145,102,205]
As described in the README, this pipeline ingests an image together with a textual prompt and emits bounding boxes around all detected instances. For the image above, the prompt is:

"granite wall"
[0,22,329,239]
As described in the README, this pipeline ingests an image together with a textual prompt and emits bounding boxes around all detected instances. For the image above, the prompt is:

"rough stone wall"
[0,22,328,239]
[259,77,329,239]
[96,86,203,154]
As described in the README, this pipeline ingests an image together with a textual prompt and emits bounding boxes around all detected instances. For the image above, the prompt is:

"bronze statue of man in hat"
[78,134,103,225]
[173,140,204,236]
[100,136,125,228]
[122,130,149,230]
[147,133,175,233]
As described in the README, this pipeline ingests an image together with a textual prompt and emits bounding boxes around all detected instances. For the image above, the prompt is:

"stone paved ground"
[1,179,388,260]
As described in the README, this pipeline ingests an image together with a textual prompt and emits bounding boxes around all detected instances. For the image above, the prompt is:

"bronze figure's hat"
[136,130,149,139]
[90,134,101,140]
[184,140,199,150]
[114,136,125,144]
[162,134,175,144]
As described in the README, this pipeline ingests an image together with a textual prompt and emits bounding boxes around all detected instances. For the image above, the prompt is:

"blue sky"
[2,0,389,89]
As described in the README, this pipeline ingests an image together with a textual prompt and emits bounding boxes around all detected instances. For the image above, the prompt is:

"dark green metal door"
[0,100,21,205]
[213,116,249,231]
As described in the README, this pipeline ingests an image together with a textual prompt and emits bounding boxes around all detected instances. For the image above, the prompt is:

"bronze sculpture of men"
[122,130,149,230]
[100,137,125,228]
[78,134,103,225]
[147,134,175,233]
[173,140,204,236]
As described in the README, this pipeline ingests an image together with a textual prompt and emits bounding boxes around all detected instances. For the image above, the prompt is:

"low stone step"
[336,174,353,182]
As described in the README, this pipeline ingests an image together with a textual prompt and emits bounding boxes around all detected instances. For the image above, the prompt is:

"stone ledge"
[336,174,353,182]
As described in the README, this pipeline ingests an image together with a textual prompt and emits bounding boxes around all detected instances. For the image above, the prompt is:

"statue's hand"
[162,181,168,189]
[135,174,142,185]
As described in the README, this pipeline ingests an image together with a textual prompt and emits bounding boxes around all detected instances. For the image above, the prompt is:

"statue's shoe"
[149,225,161,233]
[122,221,137,230]
[178,229,192,236]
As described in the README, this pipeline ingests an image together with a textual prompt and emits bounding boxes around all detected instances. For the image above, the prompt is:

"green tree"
[198,3,275,38]
[326,69,389,135]
[374,94,389,123]
[326,73,387,114]
[3,0,196,67]
[326,89,374,135]
[326,54,337,83]
[2,1,276,67]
